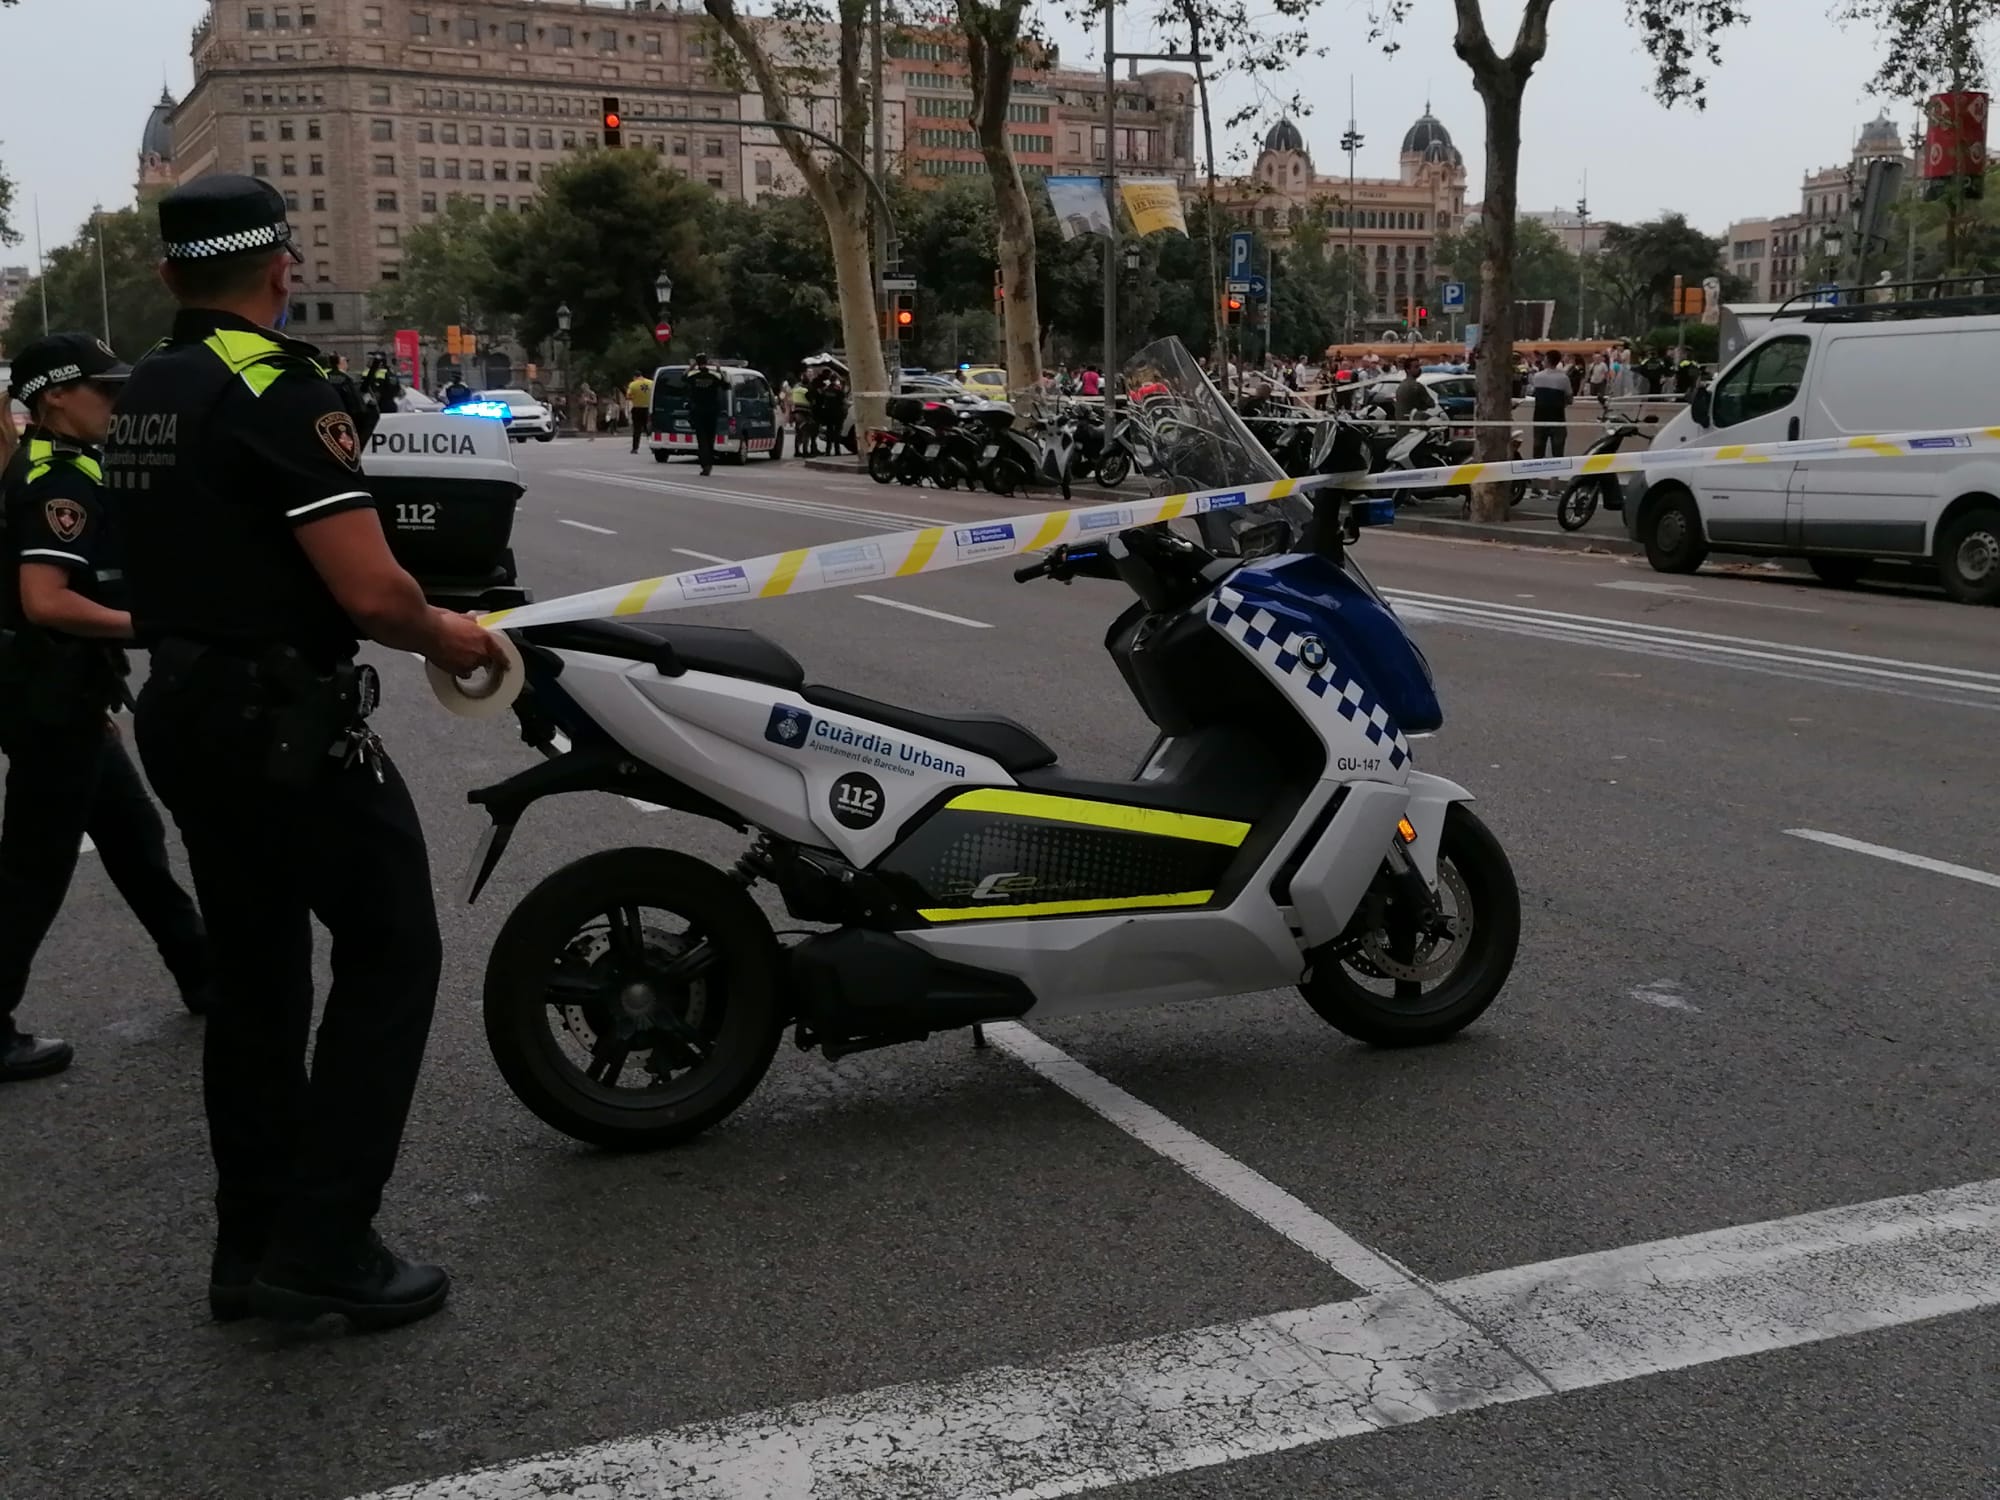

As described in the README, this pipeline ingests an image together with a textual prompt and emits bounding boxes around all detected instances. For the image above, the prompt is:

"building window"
[242,88,256,107]
[706,173,724,189]
[280,155,296,175]
[368,83,391,106]
[598,28,618,49]
[251,156,270,177]
[704,105,722,119]
[672,137,686,156]
[372,154,395,175]
[380,264,400,282]
[494,195,509,210]
[246,6,266,29]
[443,160,460,179]
[536,128,553,149]
[307,118,321,139]
[419,157,436,177]
[456,16,476,41]
[755,158,773,185]
[272,6,292,29]
[371,118,394,140]
[409,12,430,35]
[290,300,307,324]
[507,21,527,43]
[472,125,488,146]
[468,161,485,180]
[562,130,577,148]
[249,119,268,140]
[553,24,572,46]
[441,123,459,144]
[420,191,437,211]
[300,5,315,25]
[317,301,335,321]
[515,163,532,181]
[703,138,722,157]
[310,153,325,175]
[513,127,530,147]
[312,223,329,244]
[311,190,326,210]
[282,190,299,209]
[644,33,662,54]
[493,160,507,179]
[279,119,295,140]
[376,190,399,210]
[376,225,400,246]
[470,194,486,209]
[315,260,331,283]
[362,5,381,28]
[417,122,434,143]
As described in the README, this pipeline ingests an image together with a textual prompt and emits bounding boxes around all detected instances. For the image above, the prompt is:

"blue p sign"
[1230,232,1253,280]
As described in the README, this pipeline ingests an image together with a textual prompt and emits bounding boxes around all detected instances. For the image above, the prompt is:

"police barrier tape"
[473,423,2000,637]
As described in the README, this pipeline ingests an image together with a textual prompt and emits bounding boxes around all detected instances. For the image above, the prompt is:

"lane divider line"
[556,518,617,536]
[854,594,993,629]
[1785,829,2000,891]
[671,547,733,564]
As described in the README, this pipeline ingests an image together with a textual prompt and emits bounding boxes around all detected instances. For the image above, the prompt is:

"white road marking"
[1386,589,2000,707]
[352,1175,2000,1500]
[854,594,993,630]
[1630,978,1700,1012]
[1597,578,1821,614]
[561,469,939,532]
[557,518,617,535]
[1784,829,2000,891]
[986,1024,1428,1297]
[672,547,734,564]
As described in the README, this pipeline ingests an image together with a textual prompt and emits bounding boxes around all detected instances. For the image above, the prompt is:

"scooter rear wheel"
[1096,450,1131,487]
[483,848,785,1148]
[867,446,896,484]
[1299,803,1519,1047]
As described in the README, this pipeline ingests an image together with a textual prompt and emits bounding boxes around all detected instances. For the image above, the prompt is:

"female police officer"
[0,335,212,1083]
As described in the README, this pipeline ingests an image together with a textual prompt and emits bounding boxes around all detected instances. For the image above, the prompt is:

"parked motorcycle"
[1556,411,1656,531]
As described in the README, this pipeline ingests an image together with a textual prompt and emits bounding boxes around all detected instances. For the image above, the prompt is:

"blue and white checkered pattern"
[164,222,291,260]
[1209,588,1411,772]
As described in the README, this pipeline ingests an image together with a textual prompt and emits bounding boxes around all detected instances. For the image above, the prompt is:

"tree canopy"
[1,205,174,362]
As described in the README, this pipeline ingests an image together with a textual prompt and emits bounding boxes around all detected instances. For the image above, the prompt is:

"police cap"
[7,331,133,406]
[158,174,304,263]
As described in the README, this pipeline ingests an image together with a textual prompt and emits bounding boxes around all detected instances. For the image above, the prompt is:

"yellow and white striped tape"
[477,424,2000,632]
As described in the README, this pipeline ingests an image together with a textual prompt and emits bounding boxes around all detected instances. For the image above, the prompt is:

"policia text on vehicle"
[103,177,507,1332]
[0,335,212,1084]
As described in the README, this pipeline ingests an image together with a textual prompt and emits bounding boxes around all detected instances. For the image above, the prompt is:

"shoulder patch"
[314,410,362,470]
[45,497,88,543]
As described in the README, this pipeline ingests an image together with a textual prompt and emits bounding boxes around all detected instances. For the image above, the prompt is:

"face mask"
[274,303,291,331]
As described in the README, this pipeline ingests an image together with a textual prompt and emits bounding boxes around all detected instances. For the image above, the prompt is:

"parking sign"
[1229,232,1253,280]
[1441,281,1466,311]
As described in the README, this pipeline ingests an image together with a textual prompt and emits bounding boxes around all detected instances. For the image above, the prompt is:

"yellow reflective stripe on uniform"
[917,890,1215,923]
[241,362,288,398]
[945,788,1250,847]
[201,328,325,396]
[23,437,100,485]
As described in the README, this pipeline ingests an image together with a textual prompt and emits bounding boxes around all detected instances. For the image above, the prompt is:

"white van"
[1628,300,2000,604]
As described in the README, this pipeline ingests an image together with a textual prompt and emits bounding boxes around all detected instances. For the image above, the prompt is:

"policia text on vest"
[103,175,504,1333]
[0,333,211,1085]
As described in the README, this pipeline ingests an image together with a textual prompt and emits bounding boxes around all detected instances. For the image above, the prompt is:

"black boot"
[250,1232,450,1332]
[0,1033,74,1083]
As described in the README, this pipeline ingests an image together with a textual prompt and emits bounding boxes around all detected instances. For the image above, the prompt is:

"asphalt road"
[3,439,1996,1499]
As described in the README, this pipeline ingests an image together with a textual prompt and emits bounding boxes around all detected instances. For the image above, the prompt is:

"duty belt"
[151,637,383,786]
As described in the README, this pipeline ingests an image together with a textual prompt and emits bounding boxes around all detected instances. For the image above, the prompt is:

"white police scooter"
[366,408,529,612]
[455,404,1520,1149]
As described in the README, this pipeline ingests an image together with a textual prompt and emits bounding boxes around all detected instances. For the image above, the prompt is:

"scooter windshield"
[1119,337,1314,556]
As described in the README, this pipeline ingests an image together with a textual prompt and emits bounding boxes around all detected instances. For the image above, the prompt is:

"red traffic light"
[1226,297,1243,311]
[1417,306,1429,321]
[895,308,914,327]
[602,95,622,147]
[604,111,621,129]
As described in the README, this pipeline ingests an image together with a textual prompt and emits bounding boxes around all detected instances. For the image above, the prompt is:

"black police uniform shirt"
[102,309,376,668]
[686,368,726,411]
[0,425,124,633]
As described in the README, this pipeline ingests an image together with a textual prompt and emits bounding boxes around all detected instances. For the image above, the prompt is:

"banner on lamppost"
[393,328,420,384]
[1119,178,1188,236]
[1923,90,1989,201]
[1045,175,1114,239]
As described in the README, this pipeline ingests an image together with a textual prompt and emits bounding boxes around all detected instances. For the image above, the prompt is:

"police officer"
[0,336,212,1083]
[685,351,727,475]
[103,176,504,1330]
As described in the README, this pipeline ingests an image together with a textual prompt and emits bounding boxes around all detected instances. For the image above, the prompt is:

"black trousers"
[690,408,720,471]
[1533,421,1568,460]
[135,660,441,1257]
[630,410,648,453]
[0,707,207,1035]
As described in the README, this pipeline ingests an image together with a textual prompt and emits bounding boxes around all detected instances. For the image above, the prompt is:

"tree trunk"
[704,0,888,451]
[1468,72,1525,522]
[959,0,1044,408]
[1453,0,1554,523]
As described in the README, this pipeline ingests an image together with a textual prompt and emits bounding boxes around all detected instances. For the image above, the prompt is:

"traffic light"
[1417,305,1429,327]
[891,293,915,338]
[993,268,1005,304]
[601,97,622,148]
[1225,294,1244,327]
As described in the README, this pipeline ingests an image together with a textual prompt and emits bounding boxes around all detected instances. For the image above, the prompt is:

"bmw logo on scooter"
[1298,636,1329,670]
[765,704,813,746]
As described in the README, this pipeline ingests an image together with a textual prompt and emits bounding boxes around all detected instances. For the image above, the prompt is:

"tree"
[958,0,1043,402]
[1586,214,1738,333]
[701,0,890,436]
[1,206,175,362]
[1838,0,1995,99]
[1432,216,1580,329]
[0,159,18,251]
[370,196,504,344]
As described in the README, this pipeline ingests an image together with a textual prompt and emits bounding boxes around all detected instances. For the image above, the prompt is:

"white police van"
[1630,279,2000,604]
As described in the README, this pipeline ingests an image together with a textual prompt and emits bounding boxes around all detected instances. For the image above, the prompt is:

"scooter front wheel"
[1555,477,1599,531]
[483,848,785,1149]
[1299,803,1519,1047]
[1096,450,1131,487]
[867,446,896,484]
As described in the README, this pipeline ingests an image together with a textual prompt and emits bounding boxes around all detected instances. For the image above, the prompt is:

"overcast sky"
[0,0,1978,265]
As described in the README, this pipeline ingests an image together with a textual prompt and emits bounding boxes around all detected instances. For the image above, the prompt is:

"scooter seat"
[801,685,1057,773]
[520,620,805,689]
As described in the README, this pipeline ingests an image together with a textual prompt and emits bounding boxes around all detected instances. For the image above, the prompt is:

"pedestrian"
[1079,364,1101,398]
[103,175,506,1330]
[577,381,598,438]
[443,373,471,406]
[1587,350,1610,412]
[0,335,213,1083]
[1392,356,1436,422]
[684,352,727,475]
[1528,350,1573,459]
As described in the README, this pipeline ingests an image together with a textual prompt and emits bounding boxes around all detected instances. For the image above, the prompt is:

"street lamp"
[1123,241,1142,272]
[654,272,674,307]
[556,301,573,434]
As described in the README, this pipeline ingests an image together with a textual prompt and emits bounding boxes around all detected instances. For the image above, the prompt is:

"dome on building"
[141,86,175,163]
[1402,111,1454,156]
[1263,117,1305,154]
[1856,110,1903,155]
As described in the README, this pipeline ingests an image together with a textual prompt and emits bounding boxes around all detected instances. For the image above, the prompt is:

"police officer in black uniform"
[0,336,212,1082]
[685,351,727,475]
[103,176,504,1330]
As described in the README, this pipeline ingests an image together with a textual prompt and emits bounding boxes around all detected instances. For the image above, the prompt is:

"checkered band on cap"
[13,365,81,404]
[164,221,291,260]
